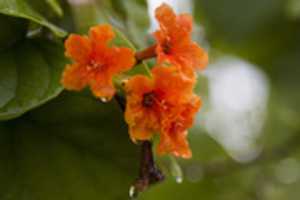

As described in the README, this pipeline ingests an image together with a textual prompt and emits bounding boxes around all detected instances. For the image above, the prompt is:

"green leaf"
[0,53,17,108]
[45,0,63,17]
[119,0,150,48]
[109,0,150,48]
[0,0,67,37]
[0,92,139,200]
[0,14,27,49]
[286,0,300,19]
[113,28,151,77]
[0,39,67,121]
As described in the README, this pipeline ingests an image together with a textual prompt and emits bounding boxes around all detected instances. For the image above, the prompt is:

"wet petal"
[181,42,209,70]
[61,64,90,90]
[62,24,135,100]
[152,65,195,102]
[89,24,115,45]
[125,75,153,96]
[128,126,154,142]
[90,74,115,100]
[155,3,176,32]
[109,47,136,74]
[153,3,208,73]
[64,34,91,64]
[177,14,193,33]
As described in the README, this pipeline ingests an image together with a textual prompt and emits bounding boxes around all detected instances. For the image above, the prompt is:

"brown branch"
[114,94,126,111]
[132,141,164,196]
[114,94,164,198]
[135,44,157,64]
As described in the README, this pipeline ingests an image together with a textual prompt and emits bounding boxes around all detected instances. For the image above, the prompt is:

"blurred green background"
[0,0,300,199]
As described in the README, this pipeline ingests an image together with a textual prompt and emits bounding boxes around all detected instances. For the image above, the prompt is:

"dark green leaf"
[122,0,150,48]
[0,92,139,199]
[0,39,67,121]
[110,0,150,48]
[0,0,67,37]
[45,0,64,17]
[286,0,300,19]
[0,14,27,49]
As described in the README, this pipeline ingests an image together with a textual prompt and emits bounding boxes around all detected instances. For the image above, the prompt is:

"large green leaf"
[0,92,139,200]
[109,0,150,48]
[43,0,64,17]
[0,14,27,49]
[0,0,66,37]
[0,39,67,121]
[0,1,151,121]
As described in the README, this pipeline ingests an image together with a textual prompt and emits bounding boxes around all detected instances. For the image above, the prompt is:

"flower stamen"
[162,40,171,54]
[142,92,156,108]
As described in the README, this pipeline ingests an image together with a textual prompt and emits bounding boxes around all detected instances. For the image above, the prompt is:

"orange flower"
[62,24,135,100]
[158,94,201,158]
[125,65,201,158]
[153,3,208,73]
[124,75,160,142]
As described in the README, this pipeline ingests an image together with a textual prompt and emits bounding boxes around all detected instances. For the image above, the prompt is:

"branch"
[135,44,157,64]
[114,94,164,198]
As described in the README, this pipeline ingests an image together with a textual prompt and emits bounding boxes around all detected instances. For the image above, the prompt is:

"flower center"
[162,42,171,54]
[142,92,156,108]
[87,60,104,71]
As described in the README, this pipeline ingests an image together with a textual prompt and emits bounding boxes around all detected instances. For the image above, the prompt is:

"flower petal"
[157,130,191,158]
[153,3,208,73]
[128,126,154,142]
[89,74,115,100]
[152,65,195,102]
[61,64,90,90]
[181,42,209,70]
[155,3,176,32]
[125,75,153,96]
[177,14,193,33]
[108,47,136,74]
[64,34,91,64]
[89,24,115,46]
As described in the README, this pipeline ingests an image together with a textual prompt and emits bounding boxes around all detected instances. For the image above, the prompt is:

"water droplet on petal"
[100,97,109,103]
[121,79,128,87]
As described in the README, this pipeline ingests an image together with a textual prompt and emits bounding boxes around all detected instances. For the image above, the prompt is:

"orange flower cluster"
[62,24,135,100]
[61,3,208,158]
[125,66,201,158]
[154,3,208,74]
[125,4,208,158]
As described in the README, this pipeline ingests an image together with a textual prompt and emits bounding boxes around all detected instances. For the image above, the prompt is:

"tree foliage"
[0,0,300,199]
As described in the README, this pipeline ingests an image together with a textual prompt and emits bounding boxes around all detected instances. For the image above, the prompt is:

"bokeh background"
[0,0,300,199]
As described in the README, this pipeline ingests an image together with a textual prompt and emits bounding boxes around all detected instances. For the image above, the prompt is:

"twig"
[114,94,164,198]
[135,44,157,64]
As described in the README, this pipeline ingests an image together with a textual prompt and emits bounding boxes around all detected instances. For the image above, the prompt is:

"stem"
[114,94,126,111]
[140,141,154,179]
[135,44,157,64]
[114,94,164,197]
[140,141,165,184]
[132,141,165,194]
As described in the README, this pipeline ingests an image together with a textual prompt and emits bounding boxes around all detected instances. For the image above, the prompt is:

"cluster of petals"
[61,24,135,100]
[153,3,208,75]
[125,66,201,158]
[124,3,208,158]
[61,3,208,159]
